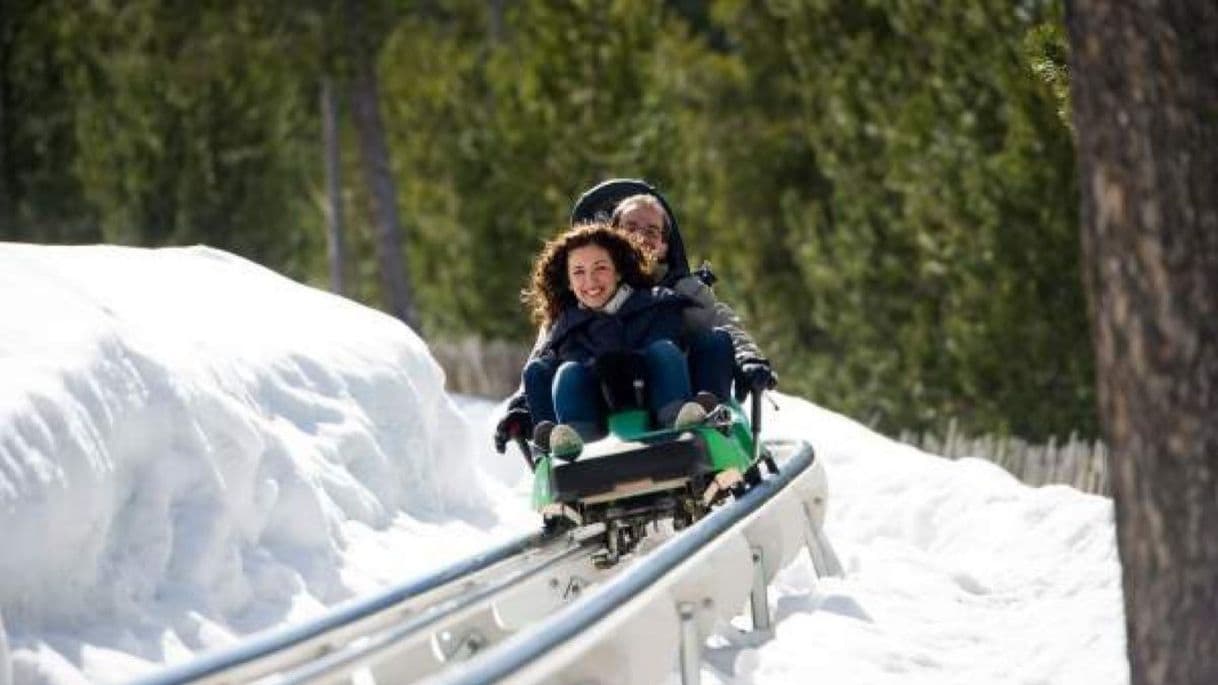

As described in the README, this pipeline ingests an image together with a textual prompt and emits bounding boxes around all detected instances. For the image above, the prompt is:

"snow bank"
[749,395,1127,684]
[0,244,507,682]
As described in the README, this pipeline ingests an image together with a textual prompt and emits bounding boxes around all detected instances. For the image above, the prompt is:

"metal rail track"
[128,533,591,685]
[428,440,838,685]
[273,542,602,684]
[130,439,839,685]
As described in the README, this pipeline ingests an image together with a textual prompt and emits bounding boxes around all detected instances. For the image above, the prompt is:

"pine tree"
[1067,2,1218,682]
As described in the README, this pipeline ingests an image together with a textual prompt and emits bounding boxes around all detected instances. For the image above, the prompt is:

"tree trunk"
[344,0,421,333]
[1065,3,1218,684]
[320,76,346,296]
[488,0,505,43]
[0,11,19,221]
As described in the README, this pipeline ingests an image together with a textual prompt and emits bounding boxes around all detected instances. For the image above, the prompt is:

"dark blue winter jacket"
[538,286,694,365]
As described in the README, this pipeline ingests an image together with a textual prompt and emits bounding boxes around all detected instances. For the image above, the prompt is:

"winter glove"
[494,407,533,454]
[735,359,778,400]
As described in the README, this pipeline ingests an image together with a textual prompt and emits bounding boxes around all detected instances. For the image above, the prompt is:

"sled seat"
[550,432,711,503]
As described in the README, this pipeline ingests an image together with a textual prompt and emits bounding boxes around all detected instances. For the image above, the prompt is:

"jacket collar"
[546,286,660,349]
[582,282,633,315]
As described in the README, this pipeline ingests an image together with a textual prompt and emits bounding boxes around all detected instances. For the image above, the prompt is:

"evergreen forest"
[1,0,1091,443]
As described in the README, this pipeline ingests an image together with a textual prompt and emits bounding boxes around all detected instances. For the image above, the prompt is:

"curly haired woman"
[514,222,731,459]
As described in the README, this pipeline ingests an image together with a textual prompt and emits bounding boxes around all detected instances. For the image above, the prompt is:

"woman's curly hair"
[524,222,656,329]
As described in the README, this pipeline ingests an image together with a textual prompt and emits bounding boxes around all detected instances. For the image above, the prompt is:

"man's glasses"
[625,225,665,241]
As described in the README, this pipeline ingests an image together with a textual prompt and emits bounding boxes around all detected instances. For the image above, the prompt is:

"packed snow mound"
[0,244,492,638]
[758,396,1126,684]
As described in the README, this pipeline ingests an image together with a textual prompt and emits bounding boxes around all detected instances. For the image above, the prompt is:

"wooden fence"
[898,419,1110,495]
[431,337,531,399]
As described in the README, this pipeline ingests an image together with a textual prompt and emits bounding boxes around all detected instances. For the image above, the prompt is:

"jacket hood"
[569,178,691,288]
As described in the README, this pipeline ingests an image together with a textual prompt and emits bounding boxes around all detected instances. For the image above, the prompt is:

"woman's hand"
[494,407,533,453]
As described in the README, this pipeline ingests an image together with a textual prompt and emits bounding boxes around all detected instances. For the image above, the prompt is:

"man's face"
[618,203,669,262]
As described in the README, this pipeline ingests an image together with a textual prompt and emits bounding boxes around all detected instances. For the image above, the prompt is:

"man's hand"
[494,407,533,454]
[737,359,778,398]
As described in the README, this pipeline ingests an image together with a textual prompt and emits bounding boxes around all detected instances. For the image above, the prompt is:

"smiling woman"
[512,223,729,459]
[566,243,620,310]
[523,224,655,330]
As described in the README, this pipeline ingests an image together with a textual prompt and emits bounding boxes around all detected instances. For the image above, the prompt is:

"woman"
[519,222,715,459]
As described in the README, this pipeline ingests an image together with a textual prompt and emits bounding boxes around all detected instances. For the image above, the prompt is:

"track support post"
[678,602,701,685]
[801,502,844,578]
[749,546,771,633]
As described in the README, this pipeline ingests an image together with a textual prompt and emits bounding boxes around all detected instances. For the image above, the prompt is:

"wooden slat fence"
[899,418,1110,495]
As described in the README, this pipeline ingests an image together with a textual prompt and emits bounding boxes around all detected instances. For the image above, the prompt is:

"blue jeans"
[520,339,696,438]
[687,328,734,402]
[521,358,605,440]
[641,339,694,423]
[522,356,563,425]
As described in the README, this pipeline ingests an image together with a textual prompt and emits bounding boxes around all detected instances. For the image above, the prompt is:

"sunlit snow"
[0,244,1126,685]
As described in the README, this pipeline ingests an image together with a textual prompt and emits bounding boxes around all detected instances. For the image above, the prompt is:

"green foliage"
[4,1,326,278]
[1025,16,1073,129]
[666,1,1094,441]
[379,0,690,338]
[0,0,100,241]
[0,0,1095,442]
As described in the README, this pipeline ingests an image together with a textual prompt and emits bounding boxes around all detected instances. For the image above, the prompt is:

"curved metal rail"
[128,531,567,685]
[274,542,599,684]
[129,439,839,685]
[429,440,837,685]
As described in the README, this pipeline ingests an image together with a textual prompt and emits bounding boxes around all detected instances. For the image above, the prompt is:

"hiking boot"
[532,421,555,449]
[548,424,584,460]
[673,401,709,430]
[693,391,720,413]
[694,390,733,427]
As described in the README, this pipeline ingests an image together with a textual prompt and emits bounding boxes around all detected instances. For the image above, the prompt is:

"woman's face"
[567,243,620,309]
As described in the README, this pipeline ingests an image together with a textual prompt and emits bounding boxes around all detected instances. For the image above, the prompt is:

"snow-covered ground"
[0,244,1128,685]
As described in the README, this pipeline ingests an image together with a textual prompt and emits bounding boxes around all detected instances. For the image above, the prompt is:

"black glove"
[736,359,778,400]
[494,407,533,454]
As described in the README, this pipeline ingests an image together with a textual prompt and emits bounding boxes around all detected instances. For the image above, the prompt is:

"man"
[494,178,776,453]
[609,191,770,372]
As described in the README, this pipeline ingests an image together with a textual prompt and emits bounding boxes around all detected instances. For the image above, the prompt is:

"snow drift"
[0,244,516,682]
